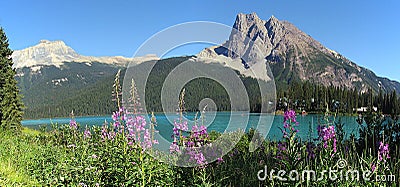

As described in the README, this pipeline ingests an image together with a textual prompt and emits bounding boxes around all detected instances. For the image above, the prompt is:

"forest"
[22,56,400,119]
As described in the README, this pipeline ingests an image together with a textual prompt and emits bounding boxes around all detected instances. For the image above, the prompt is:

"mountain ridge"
[12,40,159,69]
[198,12,400,93]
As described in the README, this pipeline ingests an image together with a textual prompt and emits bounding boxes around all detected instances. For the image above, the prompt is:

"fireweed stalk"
[317,106,338,157]
[317,125,337,155]
[276,109,302,170]
[371,140,391,173]
[169,89,222,167]
[106,74,159,186]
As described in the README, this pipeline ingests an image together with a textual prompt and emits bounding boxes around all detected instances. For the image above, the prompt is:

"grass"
[0,128,40,186]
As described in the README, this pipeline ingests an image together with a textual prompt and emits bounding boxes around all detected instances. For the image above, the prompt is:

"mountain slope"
[16,62,121,118]
[199,13,400,93]
[13,40,159,118]
[12,40,159,68]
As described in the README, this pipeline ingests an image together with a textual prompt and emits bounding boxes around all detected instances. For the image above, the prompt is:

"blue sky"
[1,0,399,81]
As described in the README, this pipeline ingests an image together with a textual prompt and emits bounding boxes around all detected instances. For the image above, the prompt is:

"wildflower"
[378,141,390,162]
[283,110,297,124]
[153,139,159,144]
[69,119,77,130]
[101,124,108,140]
[141,129,154,150]
[173,127,180,137]
[216,157,224,164]
[276,142,287,160]
[91,154,98,159]
[112,111,120,121]
[174,121,188,131]
[191,125,199,138]
[134,115,146,132]
[317,125,337,153]
[83,126,91,139]
[282,109,299,139]
[194,152,206,165]
[186,140,195,147]
[371,163,376,172]
[113,121,120,129]
[107,131,116,141]
[187,148,207,165]
[199,125,208,136]
[169,142,180,153]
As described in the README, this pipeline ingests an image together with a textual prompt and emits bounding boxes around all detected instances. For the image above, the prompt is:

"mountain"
[12,40,159,69]
[17,62,121,118]
[198,13,400,93]
[13,40,158,118]
[14,13,400,118]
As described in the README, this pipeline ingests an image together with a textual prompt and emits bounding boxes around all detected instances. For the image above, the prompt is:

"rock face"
[12,40,159,69]
[199,13,400,93]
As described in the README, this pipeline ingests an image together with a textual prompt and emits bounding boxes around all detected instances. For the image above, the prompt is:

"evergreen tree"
[391,90,398,115]
[0,27,24,131]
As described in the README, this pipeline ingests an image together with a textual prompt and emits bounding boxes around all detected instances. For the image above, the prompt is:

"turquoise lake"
[22,112,362,140]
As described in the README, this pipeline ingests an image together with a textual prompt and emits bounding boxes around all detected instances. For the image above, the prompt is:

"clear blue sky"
[1,0,399,81]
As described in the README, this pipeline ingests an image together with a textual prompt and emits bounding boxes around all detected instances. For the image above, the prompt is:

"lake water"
[22,112,362,140]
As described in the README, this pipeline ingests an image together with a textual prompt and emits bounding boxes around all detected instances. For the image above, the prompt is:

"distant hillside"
[16,62,121,118]
[16,57,266,119]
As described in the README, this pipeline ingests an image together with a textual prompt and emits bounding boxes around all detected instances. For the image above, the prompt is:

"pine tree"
[391,90,398,115]
[0,27,24,131]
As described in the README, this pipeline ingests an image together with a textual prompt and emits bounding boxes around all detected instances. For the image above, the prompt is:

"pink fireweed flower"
[371,163,376,172]
[112,111,119,121]
[141,129,154,150]
[134,116,146,132]
[194,152,206,165]
[113,121,120,129]
[284,110,297,124]
[191,125,199,138]
[378,141,390,162]
[101,124,108,140]
[216,157,224,164]
[83,126,91,139]
[170,141,180,153]
[153,139,159,144]
[281,109,299,139]
[199,125,208,136]
[172,127,180,137]
[187,148,207,165]
[69,119,77,130]
[317,125,337,153]
[174,121,188,131]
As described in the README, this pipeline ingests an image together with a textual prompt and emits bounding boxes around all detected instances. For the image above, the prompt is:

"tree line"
[276,81,399,115]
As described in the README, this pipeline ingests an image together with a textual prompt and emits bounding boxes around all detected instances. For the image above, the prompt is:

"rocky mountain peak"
[266,15,279,24]
[12,40,159,69]
[233,12,265,31]
[198,13,400,93]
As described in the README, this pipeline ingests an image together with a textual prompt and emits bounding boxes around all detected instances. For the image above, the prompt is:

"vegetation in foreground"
[1,71,400,186]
